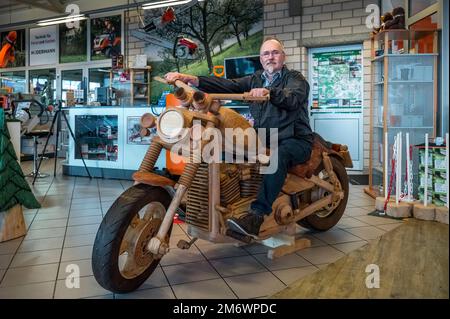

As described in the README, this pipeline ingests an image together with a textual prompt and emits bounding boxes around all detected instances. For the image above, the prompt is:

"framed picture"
[1,29,26,68]
[127,116,155,145]
[60,20,87,63]
[90,15,122,60]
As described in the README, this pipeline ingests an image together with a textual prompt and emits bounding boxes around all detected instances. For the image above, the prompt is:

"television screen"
[224,55,263,79]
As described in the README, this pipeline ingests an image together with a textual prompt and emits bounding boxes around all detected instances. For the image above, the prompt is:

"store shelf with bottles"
[365,29,439,199]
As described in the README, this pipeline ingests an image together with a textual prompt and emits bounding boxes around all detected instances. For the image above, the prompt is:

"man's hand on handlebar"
[164,72,199,87]
[248,88,270,98]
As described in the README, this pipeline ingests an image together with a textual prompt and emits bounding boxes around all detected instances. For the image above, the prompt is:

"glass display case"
[366,30,438,198]
[68,107,124,169]
[75,114,118,162]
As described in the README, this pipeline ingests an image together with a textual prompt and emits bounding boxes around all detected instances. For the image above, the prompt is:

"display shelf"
[367,29,438,198]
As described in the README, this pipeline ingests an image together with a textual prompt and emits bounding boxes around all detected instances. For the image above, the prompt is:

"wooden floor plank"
[272,220,449,299]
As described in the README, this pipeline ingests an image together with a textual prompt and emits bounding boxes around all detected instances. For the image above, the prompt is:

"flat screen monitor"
[224,55,263,79]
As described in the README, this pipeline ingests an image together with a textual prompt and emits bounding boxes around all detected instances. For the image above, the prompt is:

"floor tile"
[138,266,169,290]
[0,263,59,287]
[224,271,285,299]
[313,228,362,245]
[37,206,70,214]
[24,227,66,240]
[0,268,5,281]
[18,237,64,253]
[58,259,93,280]
[64,233,97,248]
[171,224,187,236]
[66,224,100,236]
[10,249,61,267]
[54,276,110,299]
[332,240,368,254]
[69,209,102,217]
[0,254,13,269]
[297,246,345,265]
[71,202,100,211]
[344,226,386,240]
[160,246,205,266]
[71,197,102,205]
[272,265,318,285]
[241,243,270,254]
[253,253,312,271]
[197,243,249,260]
[163,260,219,285]
[34,212,70,221]
[350,198,375,207]
[172,278,237,299]
[61,245,93,262]
[344,207,371,217]
[354,215,403,226]
[114,286,175,299]
[0,238,23,255]
[29,219,68,230]
[68,215,103,227]
[210,255,266,277]
[0,281,55,299]
[337,217,369,229]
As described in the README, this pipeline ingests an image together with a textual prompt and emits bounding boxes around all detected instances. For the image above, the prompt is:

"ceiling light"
[37,14,87,26]
[142,0,199,10]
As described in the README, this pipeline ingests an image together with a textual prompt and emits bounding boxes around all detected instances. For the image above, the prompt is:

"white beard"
[265,64,275,75]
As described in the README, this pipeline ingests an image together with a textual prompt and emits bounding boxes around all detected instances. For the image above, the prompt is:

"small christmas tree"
[0,109,40,241]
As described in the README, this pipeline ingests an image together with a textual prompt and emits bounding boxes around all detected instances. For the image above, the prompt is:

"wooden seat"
[133,171,176,187]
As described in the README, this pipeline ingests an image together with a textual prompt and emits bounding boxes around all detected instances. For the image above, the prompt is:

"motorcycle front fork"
[143,138,201,256]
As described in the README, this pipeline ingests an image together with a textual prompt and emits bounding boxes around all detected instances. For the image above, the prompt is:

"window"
[0,71,26,93]
[29,69,56,105]
[61,69,83,106]
[409,0,438,17]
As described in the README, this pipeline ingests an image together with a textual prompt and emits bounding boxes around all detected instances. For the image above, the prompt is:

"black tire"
[92,184,172,293]
[298,156,349,231]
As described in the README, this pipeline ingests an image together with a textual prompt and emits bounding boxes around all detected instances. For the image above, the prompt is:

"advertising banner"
[30,25,58,66]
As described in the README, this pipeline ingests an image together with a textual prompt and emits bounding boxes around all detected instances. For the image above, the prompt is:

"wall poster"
[29,26,58,66]
[0,29,26,68]
[91,15,122,61]
[311,50,362,110]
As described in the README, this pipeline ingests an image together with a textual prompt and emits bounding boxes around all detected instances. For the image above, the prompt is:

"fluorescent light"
[142,0,196,10]
[37,14,87,26]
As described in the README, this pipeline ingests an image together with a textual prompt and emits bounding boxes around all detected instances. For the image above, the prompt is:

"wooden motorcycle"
[92,79,353,293]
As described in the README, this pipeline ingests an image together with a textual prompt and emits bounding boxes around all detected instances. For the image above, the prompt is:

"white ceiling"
[0,0,149,29]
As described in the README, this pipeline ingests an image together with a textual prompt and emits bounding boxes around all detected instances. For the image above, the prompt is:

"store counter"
[62,105,165,179]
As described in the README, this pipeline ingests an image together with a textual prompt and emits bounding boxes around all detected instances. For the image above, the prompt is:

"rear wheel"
[298,157,349,231]
[92,184,172,293]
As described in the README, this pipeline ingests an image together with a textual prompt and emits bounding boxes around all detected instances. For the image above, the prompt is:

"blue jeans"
[250,137,312,215]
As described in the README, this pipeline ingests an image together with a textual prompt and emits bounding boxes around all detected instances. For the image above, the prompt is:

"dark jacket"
[198,66,313,144]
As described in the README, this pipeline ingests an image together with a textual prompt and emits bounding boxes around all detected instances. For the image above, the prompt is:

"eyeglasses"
[260,50,283,58]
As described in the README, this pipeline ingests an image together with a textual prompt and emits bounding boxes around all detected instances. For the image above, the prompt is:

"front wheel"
[92,184,172,293]
[298,156,349,231]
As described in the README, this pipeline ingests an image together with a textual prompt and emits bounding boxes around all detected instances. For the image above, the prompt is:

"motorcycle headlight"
[157,109,188,143]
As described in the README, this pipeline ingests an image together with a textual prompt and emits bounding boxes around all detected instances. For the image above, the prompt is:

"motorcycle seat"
[288,133,341,179]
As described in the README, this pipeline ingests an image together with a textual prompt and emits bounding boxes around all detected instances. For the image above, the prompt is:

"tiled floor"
[0,159,404,299]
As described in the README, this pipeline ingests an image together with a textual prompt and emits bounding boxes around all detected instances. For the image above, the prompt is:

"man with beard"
[164,37,313,239]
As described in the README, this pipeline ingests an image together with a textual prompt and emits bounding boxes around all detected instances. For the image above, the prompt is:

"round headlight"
[157,109,187,143]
